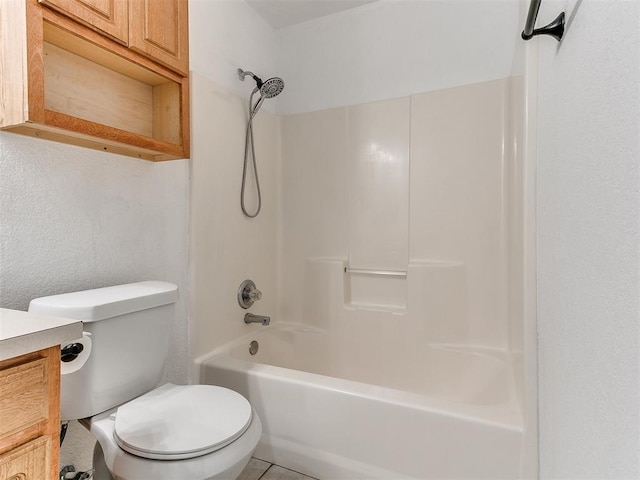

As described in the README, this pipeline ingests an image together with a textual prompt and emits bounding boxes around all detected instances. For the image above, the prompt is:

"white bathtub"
[198,323,523,479]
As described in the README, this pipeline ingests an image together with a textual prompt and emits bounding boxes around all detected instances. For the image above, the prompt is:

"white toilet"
[29,281,261,480]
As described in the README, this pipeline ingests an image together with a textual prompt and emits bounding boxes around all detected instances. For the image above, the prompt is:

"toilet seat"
[114,384,253,460]
[86,397,262,480]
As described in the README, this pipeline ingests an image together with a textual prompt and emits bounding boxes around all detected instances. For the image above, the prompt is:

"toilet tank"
[28,281,178,421]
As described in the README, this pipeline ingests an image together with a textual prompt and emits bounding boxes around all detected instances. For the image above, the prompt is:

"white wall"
[189,0,280,370]
[536,0,640,477]
[189,73,280,363]
[190,0,278,106]
[276,0,521,114]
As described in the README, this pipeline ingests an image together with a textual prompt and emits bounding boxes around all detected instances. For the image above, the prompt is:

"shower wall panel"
[409,79,509,347]
[507,76,525,403]
[347,97,410,271]
[279,108,349,320]
[190,74,280,358]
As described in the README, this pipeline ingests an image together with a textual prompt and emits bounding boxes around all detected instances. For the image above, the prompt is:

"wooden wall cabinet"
[38,0,129,45]
[129,0,189,75]
[39,0,189,75]
[0,0,189,161]
[0,347,61,480]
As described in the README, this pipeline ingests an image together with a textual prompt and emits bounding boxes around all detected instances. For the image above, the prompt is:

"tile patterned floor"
[238,458,319,480]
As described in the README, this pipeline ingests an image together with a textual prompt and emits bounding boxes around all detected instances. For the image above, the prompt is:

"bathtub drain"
[249,340,259,355]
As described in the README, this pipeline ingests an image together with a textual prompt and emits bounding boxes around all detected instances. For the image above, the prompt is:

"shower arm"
[521,0,565,42]
[238,69,263,88]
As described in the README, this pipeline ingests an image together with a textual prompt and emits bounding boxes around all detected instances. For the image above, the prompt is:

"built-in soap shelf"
[344,264,408,311]
[303,258,468,335]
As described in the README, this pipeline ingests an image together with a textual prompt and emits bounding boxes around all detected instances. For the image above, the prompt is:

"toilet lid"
[114,384,252,460]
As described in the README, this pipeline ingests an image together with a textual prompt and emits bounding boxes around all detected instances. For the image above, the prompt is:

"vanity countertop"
[0,308,83,361]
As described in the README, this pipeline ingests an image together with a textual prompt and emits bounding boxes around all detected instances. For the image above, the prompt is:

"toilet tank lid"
[28,281,178,322]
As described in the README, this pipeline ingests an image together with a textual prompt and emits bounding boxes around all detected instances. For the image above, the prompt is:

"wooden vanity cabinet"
[0,346,61,480]
[0,0,189,161]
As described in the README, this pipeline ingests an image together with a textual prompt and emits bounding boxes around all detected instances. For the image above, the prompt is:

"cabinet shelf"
[0,0,189,161]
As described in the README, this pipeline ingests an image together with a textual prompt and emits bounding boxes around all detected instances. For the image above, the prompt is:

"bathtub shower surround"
[185,0,539,477]
[197,77,526,479]
[279,79,520,348]
[280,78,519,349]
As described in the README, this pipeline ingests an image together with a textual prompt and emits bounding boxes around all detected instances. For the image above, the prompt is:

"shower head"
[259,77,284,99]
[237,68,285,99]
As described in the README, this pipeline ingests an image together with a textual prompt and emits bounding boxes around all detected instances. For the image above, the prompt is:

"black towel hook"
[522,0,565,41]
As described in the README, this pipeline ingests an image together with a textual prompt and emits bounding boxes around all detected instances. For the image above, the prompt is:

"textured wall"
[536,0,640,477]
[0,133,189,374]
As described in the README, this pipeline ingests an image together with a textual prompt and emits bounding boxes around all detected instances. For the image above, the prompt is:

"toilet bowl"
[86,384,262,480]
[28,281,261,480]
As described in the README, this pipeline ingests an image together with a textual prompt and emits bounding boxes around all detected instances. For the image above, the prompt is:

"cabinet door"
[129,0,188,75]
[39,0,128,44]
[0,437,50,480]
[0,358,48,442]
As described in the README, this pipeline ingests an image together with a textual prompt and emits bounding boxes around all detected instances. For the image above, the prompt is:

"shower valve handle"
[247,287,262,301]
[238,280,262,309]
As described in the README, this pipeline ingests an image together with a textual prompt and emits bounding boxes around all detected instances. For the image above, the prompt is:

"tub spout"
[244,313,270,326]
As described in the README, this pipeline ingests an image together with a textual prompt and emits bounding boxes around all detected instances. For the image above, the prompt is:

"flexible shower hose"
[241,89,265,218]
